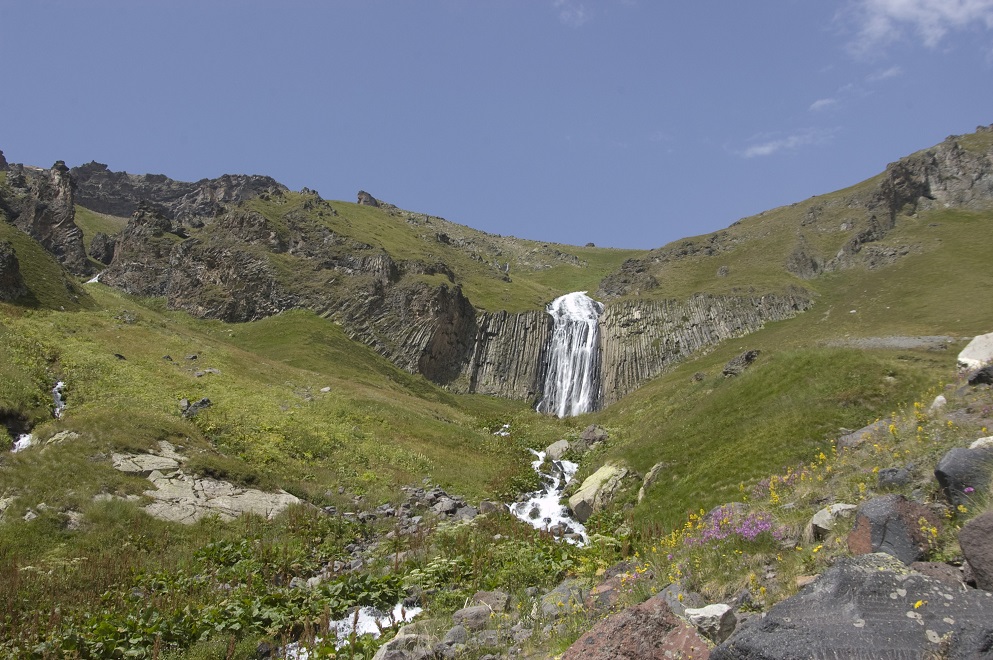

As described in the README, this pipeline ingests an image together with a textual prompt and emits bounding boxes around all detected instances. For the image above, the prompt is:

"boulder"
[972,436,993,450]
[567,463,628,523]
[846,494,940,564]
[539,578,589,618]
[934,446,993,505]
[637,462,666,503]
[561,596,710,660]
[658,583,705,618]
[711,554,993,660]
[968,365,993,386]
[809,502,857,540]
[877,467,911,489]
[371,621,436,660]
[836,419,890,450]
[88,231,117,264]
[685,603,737,644]
[928,394,947,414]
[451,604,491,631]
[545,439,570,461]
[958,511,993,592]
[357,190,380,207]
[722,350,760,377]
[471,590,509,613]
[958,332,993,370]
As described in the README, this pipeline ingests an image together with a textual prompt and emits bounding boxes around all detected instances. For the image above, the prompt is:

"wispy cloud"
[809,98,839,112]
[554,0,591,27]
[867,65,903,80]
[739,128,836,158]
[847,0,993,51]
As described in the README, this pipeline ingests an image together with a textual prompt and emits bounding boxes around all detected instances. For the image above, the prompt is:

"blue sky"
[2,1,991,249]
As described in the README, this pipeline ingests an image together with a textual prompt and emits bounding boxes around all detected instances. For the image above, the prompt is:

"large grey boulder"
[712,553,993,660]
[846,494,940,564]
[958,332,993,370]
[545,439,571,461]
[935,446,993,506]
[567,463,628,523]
[958,511,993,592]
[371,621,436,660]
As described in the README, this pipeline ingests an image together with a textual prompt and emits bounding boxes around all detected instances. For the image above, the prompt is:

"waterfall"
[537,291,603,417]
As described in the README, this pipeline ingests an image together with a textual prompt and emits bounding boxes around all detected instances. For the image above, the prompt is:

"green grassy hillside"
[590,205,993,527]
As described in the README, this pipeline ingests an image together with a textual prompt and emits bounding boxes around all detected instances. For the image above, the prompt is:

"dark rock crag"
[0,240,28,301]
[0,161,91,275]
[70,161,287,224]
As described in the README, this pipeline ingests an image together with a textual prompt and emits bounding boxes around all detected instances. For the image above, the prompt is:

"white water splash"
[9,382,65,453]
[509,450,587,545]
[537,292,603,418]
[284,602,422,658]
[52,381,65,419]
[85,271,103,284]
[11,434,33,453]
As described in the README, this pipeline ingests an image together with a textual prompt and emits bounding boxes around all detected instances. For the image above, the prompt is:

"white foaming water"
[9,382,65,453]
[52,381,65,419]
[509,450,587,545]
[538,292,603,418]
[284,602,421,658]
[12,434,33,453]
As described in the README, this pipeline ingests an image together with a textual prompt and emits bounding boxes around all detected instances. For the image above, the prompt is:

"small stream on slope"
[508,449,587,545]
[11,381,65,453]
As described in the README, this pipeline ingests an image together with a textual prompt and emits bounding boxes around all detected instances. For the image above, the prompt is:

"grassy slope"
[592,205,993,528]
[246,195,643,312]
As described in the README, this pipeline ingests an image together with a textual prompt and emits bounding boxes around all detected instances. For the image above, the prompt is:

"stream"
[10,381,65,453]
[509,449,587,545]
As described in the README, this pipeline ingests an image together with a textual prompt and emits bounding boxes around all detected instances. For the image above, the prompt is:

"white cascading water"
[538,292,604,418]
[508,450,587,545]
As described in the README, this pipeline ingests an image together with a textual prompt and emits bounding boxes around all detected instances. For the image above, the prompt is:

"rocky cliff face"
[0,161,91,275]
[71,162,287,224]
[598,292,813,405]
[0,240,27,301]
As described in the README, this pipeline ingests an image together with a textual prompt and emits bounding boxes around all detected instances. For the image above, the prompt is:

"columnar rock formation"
[598,292,812,405]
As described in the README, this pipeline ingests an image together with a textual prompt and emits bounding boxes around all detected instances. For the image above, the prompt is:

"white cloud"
[848,0,993,51]
[554,0,591,27]
[867,65,903,80]
[809,98,839,112]
[740,128,835,158]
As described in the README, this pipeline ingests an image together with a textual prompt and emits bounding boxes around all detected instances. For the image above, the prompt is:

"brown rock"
[846,494,941,564]
[910,561,967,589]
[958,511,993,591]
[561,596,710,660]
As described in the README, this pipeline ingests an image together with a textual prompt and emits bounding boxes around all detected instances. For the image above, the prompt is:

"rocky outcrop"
[846,495,941,564]
[598,292,812,405]
[356,190,379,207]
[0,162,90,274]
[460,310,551,400]
[712,553,993,659]
[70,161,287,223]
[0,240,27,301]
[562,595,711,660]
[568,463,628,523]
[88,231,116,264]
